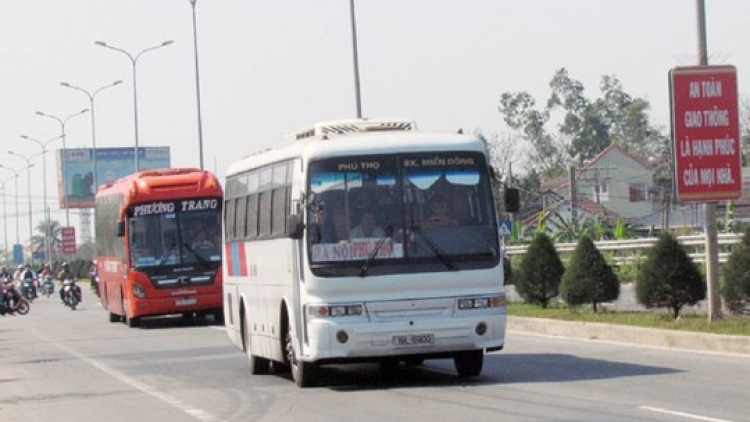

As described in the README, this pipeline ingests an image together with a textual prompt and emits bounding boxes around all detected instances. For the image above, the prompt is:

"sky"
[1,0,750,249]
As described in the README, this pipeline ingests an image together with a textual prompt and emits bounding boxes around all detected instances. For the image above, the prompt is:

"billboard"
[55,147,171,209]
[669,65,741,202]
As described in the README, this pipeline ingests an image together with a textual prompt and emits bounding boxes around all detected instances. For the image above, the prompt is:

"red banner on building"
[670,65,742,202]
[61,227,76,255]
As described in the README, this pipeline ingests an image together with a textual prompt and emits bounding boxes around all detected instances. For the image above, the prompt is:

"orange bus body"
[94,168,224,327]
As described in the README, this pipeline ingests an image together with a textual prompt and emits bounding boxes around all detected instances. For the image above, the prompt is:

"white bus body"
[223,119,507,387]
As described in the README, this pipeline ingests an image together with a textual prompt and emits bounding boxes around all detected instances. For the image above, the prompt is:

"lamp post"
[0,166,20,246]
[349,0,362,118]
[60,80,122,195]
[6,153,35,260]
[94,40,174,172]
[188,0,205,169]
[21,134,62,263]
[0,180,7,255]
[35,109,89,227]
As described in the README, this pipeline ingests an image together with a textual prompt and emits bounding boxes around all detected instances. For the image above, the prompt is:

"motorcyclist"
[38,264,54,296]
[20,264,37,299]
[57,262,80,304]
[0,266,11,315]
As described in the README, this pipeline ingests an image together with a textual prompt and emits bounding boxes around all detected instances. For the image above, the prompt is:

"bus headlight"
[307,304,364,318]
[457,295,505,310]
[132,283,146,298]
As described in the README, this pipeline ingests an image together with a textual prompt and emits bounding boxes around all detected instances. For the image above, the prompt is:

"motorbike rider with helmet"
[57,262,80,304]
[0,266,11,315]
[20,264,37,300]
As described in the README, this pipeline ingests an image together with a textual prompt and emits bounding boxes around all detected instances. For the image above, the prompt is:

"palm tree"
[31,219,62,262]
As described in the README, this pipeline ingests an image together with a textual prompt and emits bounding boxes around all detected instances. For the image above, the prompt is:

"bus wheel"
[125,314,140,328]
[108,310,120,323]
[212,309,224,325]
[242,317,270,374]
[454,350,483,377]
[285,326,318,388]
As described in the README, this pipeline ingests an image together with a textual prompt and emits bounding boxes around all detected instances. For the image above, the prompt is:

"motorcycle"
[40,276,55,297]
[20,278,37,302]
[62,278,81,310]
[1,280,30,316]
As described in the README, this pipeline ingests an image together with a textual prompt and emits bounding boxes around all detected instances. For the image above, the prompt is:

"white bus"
[222,118,518,387]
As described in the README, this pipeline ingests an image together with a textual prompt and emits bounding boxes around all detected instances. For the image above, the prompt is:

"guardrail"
[505,233,743,264]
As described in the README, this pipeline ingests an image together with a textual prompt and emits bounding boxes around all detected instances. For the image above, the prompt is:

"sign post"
[670,65,741,202]
[61,227,76,255]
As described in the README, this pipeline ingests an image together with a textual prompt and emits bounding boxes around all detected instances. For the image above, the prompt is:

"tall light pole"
[6,152,35,260]
[60,80,122,195]
[189,0,205,169]
[95,40,174,171]
[0,166,20,246]
[0,180,7,255]
[22,134,62,263]
[35,109,89,227]
[349,0,362,118]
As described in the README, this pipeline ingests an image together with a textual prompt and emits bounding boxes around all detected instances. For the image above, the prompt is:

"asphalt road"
[1,285,748,422]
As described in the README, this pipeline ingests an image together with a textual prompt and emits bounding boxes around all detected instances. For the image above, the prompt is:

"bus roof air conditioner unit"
[291,118,417,141]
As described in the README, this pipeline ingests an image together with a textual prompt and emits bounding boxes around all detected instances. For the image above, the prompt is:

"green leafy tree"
[720,228,750,314]
[636,233,705,318]
[31,219,62,261]
[516,232,564,308]
[560,235,620,312]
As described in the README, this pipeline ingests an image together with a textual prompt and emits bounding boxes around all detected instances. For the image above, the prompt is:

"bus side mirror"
[116,221,125,237]
[505,188,520,213]
[287,214,304,240]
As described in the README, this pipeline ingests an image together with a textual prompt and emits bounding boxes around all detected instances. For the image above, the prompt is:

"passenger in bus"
[350,211,385,239]
[192,229,216,251]
[422,198,458,227]
[132,243,155,264]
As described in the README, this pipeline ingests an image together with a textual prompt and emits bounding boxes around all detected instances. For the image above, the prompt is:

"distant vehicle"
[95,168,224,327]
[223,118,518,387]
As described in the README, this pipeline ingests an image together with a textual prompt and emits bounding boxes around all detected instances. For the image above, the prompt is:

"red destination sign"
[61,227,76,254]
[670,65,742,201]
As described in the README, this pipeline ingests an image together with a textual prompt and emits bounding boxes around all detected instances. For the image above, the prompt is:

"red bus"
[94,168,224,327]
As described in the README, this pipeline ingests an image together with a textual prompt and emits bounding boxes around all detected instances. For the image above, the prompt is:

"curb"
[508,316,750,356]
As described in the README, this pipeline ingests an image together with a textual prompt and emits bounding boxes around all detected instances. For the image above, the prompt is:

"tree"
[516,232,564,308]
[560,235,620,312]
[31,219,62,261]
[636,233,705,319]
[720,228,750,314]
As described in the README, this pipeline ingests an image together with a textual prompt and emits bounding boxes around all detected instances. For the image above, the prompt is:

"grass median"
[508,302,750,336]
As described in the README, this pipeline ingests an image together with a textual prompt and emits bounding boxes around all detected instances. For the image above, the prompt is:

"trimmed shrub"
[516,233,564,308]
[636,232,705,318]
[721,228,750,314]
[560,235,619,312]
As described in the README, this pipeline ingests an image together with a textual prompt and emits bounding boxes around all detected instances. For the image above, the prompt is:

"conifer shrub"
[721,228,750,314]
[516,233,564,308]
[636,232,705,319]
[560,235,620,312]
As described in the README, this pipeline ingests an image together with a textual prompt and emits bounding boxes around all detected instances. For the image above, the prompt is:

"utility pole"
[568,166,578,233]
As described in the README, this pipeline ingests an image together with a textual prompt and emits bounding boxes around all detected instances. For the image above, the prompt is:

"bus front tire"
[454,350,483,377]
[285,327,318,388]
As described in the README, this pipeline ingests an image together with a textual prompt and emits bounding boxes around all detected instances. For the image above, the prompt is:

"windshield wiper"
[411,226,457,271]
[359,225,393,277]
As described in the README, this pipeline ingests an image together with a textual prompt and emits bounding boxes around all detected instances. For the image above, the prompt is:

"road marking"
[640,406,736,422]
[32,328,226,422]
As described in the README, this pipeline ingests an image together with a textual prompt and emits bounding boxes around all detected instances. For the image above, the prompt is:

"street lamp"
[349,0,362,118]
[21,134,62,263]
[6,152,36,260]
[0,180,8,255]
[189,0,205,169]
[0,165,21,246]
[35,109,89,226]
[60,80,122,197]
[94,40,174,171]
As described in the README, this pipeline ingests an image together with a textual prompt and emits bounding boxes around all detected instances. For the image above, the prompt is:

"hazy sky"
[1,0,749,247]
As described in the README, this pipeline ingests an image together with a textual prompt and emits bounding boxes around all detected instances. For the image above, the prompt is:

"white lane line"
[33,329,226,422]
[640,406,736,422]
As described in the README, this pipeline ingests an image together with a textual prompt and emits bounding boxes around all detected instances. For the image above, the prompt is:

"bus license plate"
[392,333,434,347]
[176,298,197,306]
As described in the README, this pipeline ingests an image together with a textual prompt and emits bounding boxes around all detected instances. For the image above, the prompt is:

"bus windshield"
[307,152,499,274]
[129,199,222,268]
